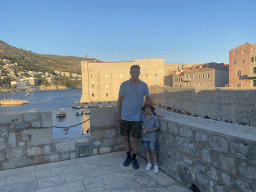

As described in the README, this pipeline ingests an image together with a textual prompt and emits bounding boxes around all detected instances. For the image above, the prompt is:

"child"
[141,103,160,173]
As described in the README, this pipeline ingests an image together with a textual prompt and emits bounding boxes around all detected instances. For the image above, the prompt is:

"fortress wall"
[137,109,256,192]
[150,86,256,127]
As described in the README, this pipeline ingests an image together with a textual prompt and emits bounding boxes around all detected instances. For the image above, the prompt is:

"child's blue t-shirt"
[141,114,160,142]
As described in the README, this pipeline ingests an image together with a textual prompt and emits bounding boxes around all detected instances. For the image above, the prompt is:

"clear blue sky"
[1,0,255,64]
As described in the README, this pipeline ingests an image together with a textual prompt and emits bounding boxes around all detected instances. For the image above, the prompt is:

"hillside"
[0,40,102,74]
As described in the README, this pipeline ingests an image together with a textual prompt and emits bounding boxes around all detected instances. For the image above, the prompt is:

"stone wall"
[137,109,256,192]
[150,86,256,127]
[90,107,125,155]
[0,111,91,170]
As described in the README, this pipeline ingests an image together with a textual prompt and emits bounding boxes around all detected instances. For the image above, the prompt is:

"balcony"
[247,73,256,79]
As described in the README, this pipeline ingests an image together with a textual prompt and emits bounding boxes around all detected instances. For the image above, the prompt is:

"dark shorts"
[120,120,142,139]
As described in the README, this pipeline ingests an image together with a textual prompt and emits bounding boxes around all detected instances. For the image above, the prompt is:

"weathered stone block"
[23,112,40,122]
[47,154,59,162]
[31,122,42,128]
[219,155,236,175]
[201,149,211,163]
[183,155,193,164]
[27,147,42,156]
[8,132,16,147]
[60,153,70,160]
[0,137,4,142]
[235,179,254,192]
[116,136,123,144]
[44,145,51,153]
[99,147,111,154]
[209,136,228,153]
[174,137,200,157]
[21,128,52,146]
[160,121,168,132]
[0,127,8,136]
[94,140,101,147]
[93,148,98,155]
[41,111,52,128]
[91,130,104,140]
[19,142,25,147]
[239,162,256,179]
[55,142,75,152]
[104,129,116,138]
[196,132,208,142]
[0,114,23,124]
[179,127,193,138]
[71,152,76,159]
[15,123,30,129]
[221,173,232,188]
[207,167,218,180]
[7,148,23,159]
[168,122,178,135]
[102,138,115,147]
[231,142,251,160]
[0,152,4,161]
[0,142,6,150]
[113,144,125,151]
[36,156,47,164]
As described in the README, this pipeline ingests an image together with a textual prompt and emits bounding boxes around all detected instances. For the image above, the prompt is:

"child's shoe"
[154,164,159,173]
[145,162,152,171]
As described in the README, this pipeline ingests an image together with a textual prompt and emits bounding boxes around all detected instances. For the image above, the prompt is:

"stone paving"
[0,151,192,192]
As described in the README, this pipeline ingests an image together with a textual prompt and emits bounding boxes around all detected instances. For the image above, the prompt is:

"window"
[234,60,237,65]
[92,93,94,97]
[252,57,255,62]
[106,93,108,97]
[254,80,256,87]
[202,74,205,78]
[92,85,94,88]
[185,83,187,87]
[198,74,201,79]
[237,69,241,76]
[145,74,148,77]
[254,67,256,73]
[207,83,210,87]
[155,74,157,82]
[237,83,242,87]
[106,85,108,88]
[120,74,123,77]
[106,74,108,78]
[233,51,237,55]
[207,73,210,78]
[91,75,94,78]
[185,75,188,79]
[192,75,195,79]
[242,49,246,53]
[242,59,245,64]
[202,83,205,87]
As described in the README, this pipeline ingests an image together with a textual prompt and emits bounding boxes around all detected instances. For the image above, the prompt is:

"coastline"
[0,86,81,93]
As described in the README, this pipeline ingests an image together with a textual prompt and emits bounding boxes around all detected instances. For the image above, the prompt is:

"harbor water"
[0,89,90,139]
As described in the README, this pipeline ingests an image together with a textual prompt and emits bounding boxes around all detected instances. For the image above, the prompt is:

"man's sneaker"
[154,164,159,173]
[123,156,131,167]
[132,159,139,169]
[145,162,152,171]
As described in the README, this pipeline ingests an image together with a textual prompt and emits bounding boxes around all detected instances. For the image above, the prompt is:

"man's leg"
[130,121,142,169]
[121,121,132,166]
[124,135,131,153]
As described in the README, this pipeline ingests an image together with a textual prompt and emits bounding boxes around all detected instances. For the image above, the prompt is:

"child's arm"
[145,127,159,133]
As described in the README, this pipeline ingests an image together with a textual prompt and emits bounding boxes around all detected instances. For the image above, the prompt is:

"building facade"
[229,43,256,87]
[80,58,165,104]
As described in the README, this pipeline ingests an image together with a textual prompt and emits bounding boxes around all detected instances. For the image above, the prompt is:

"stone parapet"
[137,109,256,192]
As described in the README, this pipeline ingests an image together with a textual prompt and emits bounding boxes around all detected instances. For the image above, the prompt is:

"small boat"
[56,108,67,118]
[75,109,84,115]
[99,105,104,108]
[75,106,81,109]
[85,109,90,114]
[25,92,29,96]
[84,106,88,109]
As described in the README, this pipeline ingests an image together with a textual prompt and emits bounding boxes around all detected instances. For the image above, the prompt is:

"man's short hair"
[130,65,140,71]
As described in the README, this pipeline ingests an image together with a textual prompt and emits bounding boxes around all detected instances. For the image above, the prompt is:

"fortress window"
[202,74,205,78]
[251,57,255,62]
[198,74,201,78]
[234,60,237,65]
[242,59,245,64]
[192,75,195,79]
[92,85,94,88]
[207,83,210,87]
[237,69,241,77]
[92,93,94,97]
[233,50,237,55]
[106,93,108,96]
[207,73,210,78]
[106,85,108,88]
[254,80,256,87]
[254,67,256,73]
[242,49,246,53]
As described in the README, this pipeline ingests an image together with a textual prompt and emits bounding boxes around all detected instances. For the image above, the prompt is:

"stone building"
[80,58,165,104]
[229,42,256,87]
[172,63,229,88]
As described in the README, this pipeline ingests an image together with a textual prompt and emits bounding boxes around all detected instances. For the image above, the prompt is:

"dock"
[0,99,29,105]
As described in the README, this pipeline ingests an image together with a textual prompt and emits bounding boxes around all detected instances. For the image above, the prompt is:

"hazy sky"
[1,0,255,64]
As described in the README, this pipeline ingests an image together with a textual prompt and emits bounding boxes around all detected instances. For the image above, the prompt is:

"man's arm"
[117,96,124,123]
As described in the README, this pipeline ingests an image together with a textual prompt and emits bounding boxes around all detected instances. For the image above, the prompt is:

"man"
[117,65,152,169]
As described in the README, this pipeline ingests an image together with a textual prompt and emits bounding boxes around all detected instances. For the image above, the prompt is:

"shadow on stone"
[189,183,201,192]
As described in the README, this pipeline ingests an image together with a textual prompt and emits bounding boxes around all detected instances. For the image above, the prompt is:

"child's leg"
[151,150,157,164]
[146,149,151,162]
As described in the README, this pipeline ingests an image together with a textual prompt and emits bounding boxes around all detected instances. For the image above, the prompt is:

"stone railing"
[90,107,125,155]
[0,111,91,170]
[137,109,256,192]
